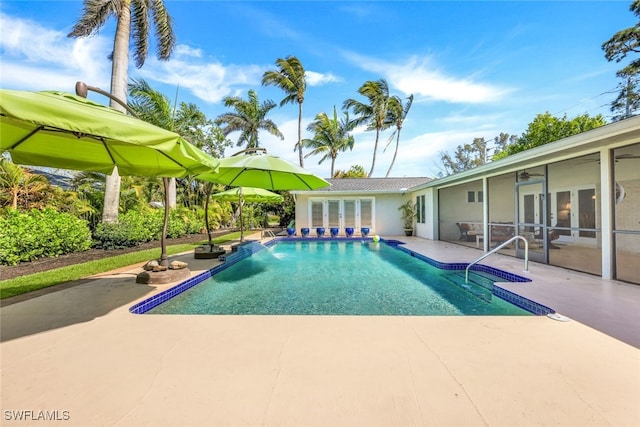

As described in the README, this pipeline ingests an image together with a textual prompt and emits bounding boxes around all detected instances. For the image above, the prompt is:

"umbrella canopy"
[197,149,328,242]
[1,89,219,269]
[0,89,217,176]
[197,149,330,191]
[209,186,284,203]
[210,187,283,241]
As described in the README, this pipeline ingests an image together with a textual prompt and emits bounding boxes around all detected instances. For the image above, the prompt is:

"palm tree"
[215,90,284,149]
[302,107,355,178]
[261,56,307,167]
[0,159,49,210]
[128,79,180,207]
[343,79,391,177]
[384,94,413,177]
[68,0,176,223]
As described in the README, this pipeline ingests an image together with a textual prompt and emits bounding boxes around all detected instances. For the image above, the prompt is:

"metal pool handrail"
[465,235,528,283]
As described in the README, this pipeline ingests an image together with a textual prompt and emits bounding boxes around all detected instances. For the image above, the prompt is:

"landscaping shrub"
[93,210,158,249]
[0,209,92,266]
[92,207,204,249]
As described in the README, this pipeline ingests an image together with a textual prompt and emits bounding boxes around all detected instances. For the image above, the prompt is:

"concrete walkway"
[1,236,639,426]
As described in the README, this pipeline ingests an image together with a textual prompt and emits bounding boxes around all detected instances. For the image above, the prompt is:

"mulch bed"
[0,232,226,282]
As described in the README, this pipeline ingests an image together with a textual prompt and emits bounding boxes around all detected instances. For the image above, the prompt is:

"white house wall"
[294,193,409,235]
[414,188,435,239]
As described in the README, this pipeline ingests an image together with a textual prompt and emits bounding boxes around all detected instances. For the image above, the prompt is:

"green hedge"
[0,209,92,266]
[92,207,203,250]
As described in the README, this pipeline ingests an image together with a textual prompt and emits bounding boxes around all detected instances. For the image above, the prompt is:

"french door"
[309,198,372,231]
[516,179,547,263]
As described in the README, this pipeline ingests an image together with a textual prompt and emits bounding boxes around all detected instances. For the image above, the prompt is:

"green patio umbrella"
[210,187,283,241]
[196,148,329,242]
[0,89,218,267]
[0,90,216,176]
[197,148,330,191]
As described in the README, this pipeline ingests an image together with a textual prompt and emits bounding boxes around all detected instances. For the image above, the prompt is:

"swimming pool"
[132,239,554,316]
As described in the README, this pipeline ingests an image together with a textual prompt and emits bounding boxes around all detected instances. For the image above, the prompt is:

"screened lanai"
[414,118,640,285]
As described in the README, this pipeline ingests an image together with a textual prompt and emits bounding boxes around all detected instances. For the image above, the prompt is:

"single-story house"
[292,116,640,285]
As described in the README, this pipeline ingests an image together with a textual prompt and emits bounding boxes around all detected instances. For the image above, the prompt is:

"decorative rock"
[152,265,168,272]
[170,260,188,270]
[136,267,191,284]
[143,260,159,271]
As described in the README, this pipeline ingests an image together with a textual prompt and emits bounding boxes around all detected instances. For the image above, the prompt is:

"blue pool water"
[145,240,538,316]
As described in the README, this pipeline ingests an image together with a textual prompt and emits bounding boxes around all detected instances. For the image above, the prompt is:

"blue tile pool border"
[129,237,554,316]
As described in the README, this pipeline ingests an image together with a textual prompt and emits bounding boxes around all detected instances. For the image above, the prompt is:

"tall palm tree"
[68,0,176,223]
[343,79,391,177]
[302,107,355,178]
[384,94,413,177]
[261,56,307,167]
[215,89,284,149]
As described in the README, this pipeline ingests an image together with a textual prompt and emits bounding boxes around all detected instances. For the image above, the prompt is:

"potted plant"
[398,200,416,236]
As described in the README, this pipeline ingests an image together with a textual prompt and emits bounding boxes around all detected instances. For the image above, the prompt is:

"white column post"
[483,177,489,252]
[600,148,614,279]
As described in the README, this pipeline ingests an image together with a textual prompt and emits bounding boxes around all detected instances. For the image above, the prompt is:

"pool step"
[445,272,494,303]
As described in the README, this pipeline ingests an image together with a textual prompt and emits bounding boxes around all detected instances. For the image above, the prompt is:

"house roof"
[293,177,432,194]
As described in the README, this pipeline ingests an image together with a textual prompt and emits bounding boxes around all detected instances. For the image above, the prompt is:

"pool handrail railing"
[465,235,529,283]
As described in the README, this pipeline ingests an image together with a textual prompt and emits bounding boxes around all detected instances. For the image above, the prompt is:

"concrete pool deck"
[1,236,639,426]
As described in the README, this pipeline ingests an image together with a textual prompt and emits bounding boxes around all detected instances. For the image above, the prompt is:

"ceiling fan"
[613,153,640,161]
[518,170,544,181]
[580,153,640,164]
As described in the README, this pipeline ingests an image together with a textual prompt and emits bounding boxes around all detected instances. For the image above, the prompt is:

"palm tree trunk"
[385,131,401,177]
[368,129,380,177]
[167,177,177,208]
[102,0,131,223]
[204,182,213,247]
[297,101,304,167]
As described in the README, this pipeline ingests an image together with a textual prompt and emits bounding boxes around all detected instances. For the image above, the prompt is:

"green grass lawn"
[0,232,241,299]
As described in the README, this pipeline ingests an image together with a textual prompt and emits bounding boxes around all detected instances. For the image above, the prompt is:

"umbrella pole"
[160,177,170,266]
[239,189,244,242]
[204,182,213,249]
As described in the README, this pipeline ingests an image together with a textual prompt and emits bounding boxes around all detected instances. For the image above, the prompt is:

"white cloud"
[343,52,512,104]
[137,57,264,104]
[306,70,342,86]
[174,44,202,58]
[0,13,111,91]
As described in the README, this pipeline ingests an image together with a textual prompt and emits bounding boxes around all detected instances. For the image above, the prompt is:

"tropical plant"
[128,78,175,129]
[262,56,307,166]
[128,79,228,208]
[333,165,367,178]
[68,0,176,223]
[0,159,48,210]
[398,200,416,230]
[384,94,413,177]
[215,90,284,149]
[343,79,392,177]
[302,106,355,177]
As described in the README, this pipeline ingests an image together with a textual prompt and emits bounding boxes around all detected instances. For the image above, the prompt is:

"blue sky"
[0,1,635,178]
